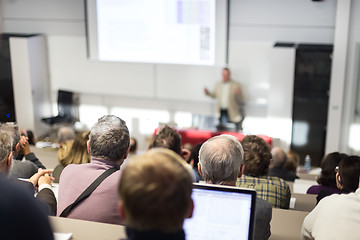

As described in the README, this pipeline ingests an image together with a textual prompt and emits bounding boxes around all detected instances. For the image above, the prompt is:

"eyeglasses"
[335,166,339,173]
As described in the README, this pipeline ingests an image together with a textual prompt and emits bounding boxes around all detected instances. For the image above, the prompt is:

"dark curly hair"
[151,125,182,155]
[317,152,347,188]
[241,135,271,176]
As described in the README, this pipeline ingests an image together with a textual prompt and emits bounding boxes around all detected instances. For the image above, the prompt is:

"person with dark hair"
[129,137,137,154]
[336,155,360,193]
[189,143,203,183]
[204,67,245,131]
[57,115,130,224]
[307,152,346,203]
[237,135,291,209]
[151,125,182,154]
[150,125,190,161]
[26,129,36,145]
[301,155,360,240]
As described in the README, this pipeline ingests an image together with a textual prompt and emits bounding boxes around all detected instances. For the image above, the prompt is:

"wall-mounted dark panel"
[0,34,16,122]
[291,44,333,166]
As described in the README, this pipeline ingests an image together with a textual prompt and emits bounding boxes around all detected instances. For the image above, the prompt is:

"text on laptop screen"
[183,186,254,240]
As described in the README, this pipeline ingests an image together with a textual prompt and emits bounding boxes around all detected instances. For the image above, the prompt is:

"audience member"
[190,143,203,183]
[57,126,76,144]
[129,137,137,154]
[1,122,46,178]
[0,174,54,240]
[26,129,36,145]
[53,131,91,183]
[118,148,193,240]
[57,115,129,224]
[237,135,291,209]
[198,135,272,240]
[268,147,297,181]
[284,150,300,174]
[301,156,360,240]
[182,143,193,163]
[307,152,346,203]
[150,125,191,161]
[121,136,138,170]
[0,129,57,215]
[336,155,360,193]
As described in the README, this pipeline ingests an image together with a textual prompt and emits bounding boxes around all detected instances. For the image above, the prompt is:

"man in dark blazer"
[198,134,272,240]
[0,174,54,240]
[0,128,57,215]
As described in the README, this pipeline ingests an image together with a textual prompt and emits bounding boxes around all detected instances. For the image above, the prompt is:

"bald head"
[199,135,244,185]
[271,147,287,168]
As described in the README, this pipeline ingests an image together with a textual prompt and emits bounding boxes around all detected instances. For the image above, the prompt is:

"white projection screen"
[86,0,224,66]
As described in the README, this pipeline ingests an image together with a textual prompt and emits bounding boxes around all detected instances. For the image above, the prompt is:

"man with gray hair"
[0,128,57,215]
[198,134,272,240]
[268,147,297,182]
[1,122,46,178]
[57,115,130,224]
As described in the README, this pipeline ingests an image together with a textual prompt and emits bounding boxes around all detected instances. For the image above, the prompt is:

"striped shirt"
[236,175,291,209]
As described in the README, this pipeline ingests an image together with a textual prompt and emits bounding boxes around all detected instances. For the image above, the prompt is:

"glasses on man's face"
[335,166,339,173]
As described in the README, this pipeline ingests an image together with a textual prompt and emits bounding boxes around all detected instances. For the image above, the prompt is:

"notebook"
[183,183,256,240]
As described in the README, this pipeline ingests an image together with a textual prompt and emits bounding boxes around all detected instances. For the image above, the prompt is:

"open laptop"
[183,183,256,240]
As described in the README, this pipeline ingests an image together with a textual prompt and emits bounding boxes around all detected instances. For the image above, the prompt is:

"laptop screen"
[183,183,256,240]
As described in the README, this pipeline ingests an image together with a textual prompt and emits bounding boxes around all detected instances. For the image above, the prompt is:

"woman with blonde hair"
[53,131,91,183]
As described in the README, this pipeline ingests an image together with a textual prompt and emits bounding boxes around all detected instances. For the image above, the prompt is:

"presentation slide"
[92,0,216,65]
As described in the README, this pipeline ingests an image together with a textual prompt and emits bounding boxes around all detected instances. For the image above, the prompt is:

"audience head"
[89,115,130,163]
[317,152,347,188]
[26,130,36,145]
[199,135,244,185]
[118,148,193,233]
[129,137,137,154]
[0,122,20,152]
[190,143,202,169]
[57,126,75,144]
[336,155,360,193]
[284,150,300,173]
[0,130,13,174]
[151,125,182,155]
[271,147,287,169]
[60,131,91,167]
[241,135,272,177]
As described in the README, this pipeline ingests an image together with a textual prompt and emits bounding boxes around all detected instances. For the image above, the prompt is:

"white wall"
[341,0,360,154]
[1,0,346,152]
[9,35,52,136]
[229,0,336,43]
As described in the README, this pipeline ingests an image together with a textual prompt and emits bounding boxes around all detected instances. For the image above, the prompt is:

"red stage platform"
[154,128,272,146]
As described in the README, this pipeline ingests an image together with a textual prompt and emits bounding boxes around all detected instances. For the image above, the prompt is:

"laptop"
[183,183,256,240]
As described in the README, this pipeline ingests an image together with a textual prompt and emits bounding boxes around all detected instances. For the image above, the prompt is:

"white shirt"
[302,189,360,240]
[220,82,230,109]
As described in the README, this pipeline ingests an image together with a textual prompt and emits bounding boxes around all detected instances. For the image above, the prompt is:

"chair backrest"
[291,193,317,212]
[271,208,309,240]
